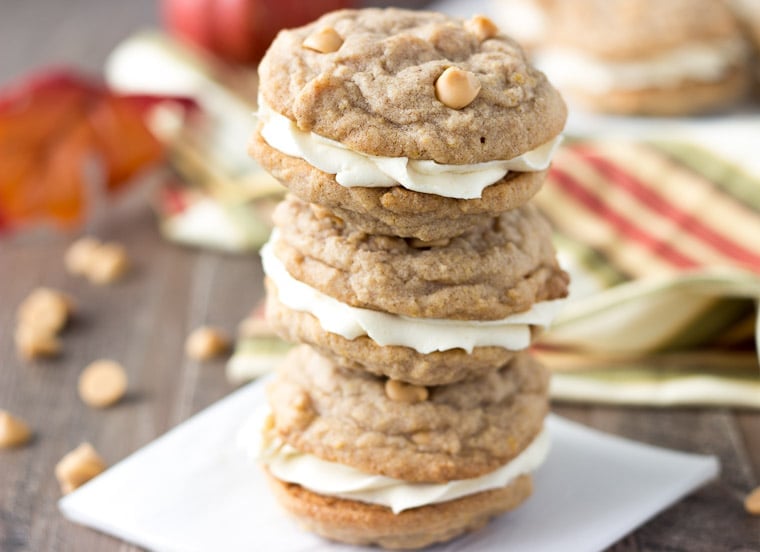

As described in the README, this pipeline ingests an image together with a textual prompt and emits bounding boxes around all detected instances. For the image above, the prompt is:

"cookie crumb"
[745,486,760,515]
[303,27,343,53]
[78,360,128,408]
[0,410,32,448]
[385,379,429,403]
[55,443,107,494]
[435,67,481,109]
[185,326,230,360]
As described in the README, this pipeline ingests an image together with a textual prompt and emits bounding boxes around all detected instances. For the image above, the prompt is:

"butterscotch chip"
[746,486,760,515]
[14,324,61,360]
[465,15,499,41]
[303,27,343,53]
[185,326,230,360]
[55,443,107,494]
[0,410,32,448]
[16,288,73,334]
[435,67,482,109]
[78,360,128,408]
[64,237,102,276]
[408,237,450,249]
[87,242,129,285]
[384,379,428,403]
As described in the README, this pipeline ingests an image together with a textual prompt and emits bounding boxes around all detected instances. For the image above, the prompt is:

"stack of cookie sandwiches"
[244,8,569,548]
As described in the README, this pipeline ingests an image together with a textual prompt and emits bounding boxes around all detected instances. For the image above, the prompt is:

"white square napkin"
[59,380,719,552]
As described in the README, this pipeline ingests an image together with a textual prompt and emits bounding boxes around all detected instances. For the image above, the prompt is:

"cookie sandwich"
[530,0,750,115]
[249,8,566,240]
[263,194,567,385]
[243,7,569,549]
[242,346,551,549]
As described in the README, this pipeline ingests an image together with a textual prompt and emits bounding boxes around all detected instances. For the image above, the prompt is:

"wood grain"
[0,1,758,551]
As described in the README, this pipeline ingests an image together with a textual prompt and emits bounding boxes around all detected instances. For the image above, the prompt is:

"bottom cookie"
[265,470,533,550]
[567,68,749,116]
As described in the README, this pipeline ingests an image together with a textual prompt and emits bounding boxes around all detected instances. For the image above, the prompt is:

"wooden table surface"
[1,1,759,551]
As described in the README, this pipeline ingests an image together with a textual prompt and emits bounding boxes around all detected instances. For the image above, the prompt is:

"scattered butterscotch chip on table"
[185,326,230,360]
[14,287,73,360]
[14,324,62,360]
[55,442,107,494]
[64,236,102,276]
[78,360,128,408]
[16,287,74,334]
[87,242,129,285]
[0,410,32,448]
[64,236,129,284]
[746,486,760,515]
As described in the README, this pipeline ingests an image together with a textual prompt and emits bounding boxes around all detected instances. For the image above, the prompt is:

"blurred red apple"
[162,0,356,64]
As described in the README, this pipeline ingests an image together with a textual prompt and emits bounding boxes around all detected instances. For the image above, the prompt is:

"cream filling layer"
[257,100,561,200]
[535,38,748,94]
[240,407,550,514]
[261,232,564,354]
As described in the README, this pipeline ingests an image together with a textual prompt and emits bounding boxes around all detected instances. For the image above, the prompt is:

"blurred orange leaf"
[0,69,166,232]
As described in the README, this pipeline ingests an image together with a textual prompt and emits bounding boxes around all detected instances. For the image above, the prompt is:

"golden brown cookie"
[266,470,533,550]
[269,194,569,321]
[267,346,549,483]
[257,8,566,164]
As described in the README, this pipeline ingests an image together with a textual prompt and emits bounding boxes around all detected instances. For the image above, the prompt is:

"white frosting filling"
[535,38,748,94]
[257,101,561,200]
[261,231,564,354]
[240,407,550,514]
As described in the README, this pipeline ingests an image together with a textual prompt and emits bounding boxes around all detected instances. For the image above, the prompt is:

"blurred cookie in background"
[727,0,760,95]
[494,0,752,116]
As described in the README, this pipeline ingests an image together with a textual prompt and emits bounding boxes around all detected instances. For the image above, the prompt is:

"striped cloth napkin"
[535,137,760,408]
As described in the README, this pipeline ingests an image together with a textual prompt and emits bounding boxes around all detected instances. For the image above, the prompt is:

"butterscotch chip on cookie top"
[267,346,549,483]
[258,8,566,164]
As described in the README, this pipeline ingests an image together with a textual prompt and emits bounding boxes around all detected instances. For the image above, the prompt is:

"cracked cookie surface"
[267,346,549,483]
[257,8,566,164]
[270,194,569,321]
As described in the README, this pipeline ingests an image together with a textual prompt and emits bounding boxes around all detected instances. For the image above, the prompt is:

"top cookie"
[545,0,742,59]
[258,8,566,164]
